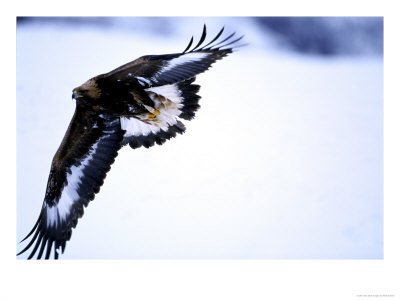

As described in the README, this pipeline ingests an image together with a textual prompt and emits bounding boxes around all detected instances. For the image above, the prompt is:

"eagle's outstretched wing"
[18,109,124,259]
[105,26,243,86]
[105,25,244,149]
[18,25,243,259]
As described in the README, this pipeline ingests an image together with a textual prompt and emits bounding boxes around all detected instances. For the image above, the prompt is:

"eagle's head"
[72,78,101,101]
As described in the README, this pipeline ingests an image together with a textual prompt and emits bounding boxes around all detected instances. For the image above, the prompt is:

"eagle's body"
[18,26,243,259]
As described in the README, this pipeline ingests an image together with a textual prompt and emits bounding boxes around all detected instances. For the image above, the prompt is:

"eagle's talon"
[147,108,160,120]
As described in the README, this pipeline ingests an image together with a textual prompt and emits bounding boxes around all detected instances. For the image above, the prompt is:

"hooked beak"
[72,89,83,100]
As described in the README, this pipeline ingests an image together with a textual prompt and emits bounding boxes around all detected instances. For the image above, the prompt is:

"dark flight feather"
[190,24,207,52]
[182,36,194,53]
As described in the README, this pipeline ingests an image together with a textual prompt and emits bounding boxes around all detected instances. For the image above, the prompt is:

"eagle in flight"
[18,25,243,259]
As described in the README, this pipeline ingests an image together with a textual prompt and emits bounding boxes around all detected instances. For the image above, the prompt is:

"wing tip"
[17,211,63,260]
[182,24,245,54]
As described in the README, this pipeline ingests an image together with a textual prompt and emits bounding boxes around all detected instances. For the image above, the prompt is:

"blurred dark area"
[16,16,176,35]
[17,16,383,56]
[255,17,383,56]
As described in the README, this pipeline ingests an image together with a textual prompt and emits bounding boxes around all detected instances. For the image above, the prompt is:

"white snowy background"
[16,17,383,259]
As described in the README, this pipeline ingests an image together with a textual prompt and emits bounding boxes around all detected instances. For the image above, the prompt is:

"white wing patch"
[151,52,209,83]
[161,52,209,73]
[135,76,152,86]
[120,117,162,136]
[45,136,106,228]
[146,84,183,104]
[121,83,184,138]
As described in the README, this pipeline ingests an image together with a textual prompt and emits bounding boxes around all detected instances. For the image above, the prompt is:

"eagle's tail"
[120,77,202,149]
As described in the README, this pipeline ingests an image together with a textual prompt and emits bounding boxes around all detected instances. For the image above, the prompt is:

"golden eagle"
[18,25,243,259]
